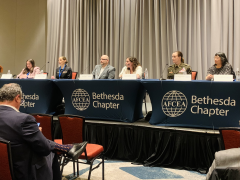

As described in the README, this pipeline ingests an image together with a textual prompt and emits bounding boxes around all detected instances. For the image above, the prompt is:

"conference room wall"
[0,0,47,76]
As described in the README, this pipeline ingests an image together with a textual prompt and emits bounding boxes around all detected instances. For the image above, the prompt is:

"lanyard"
[59,64,66,78]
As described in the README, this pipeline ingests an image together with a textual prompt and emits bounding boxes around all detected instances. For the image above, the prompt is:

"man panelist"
[92,55,115,79]
[0,83,87,180]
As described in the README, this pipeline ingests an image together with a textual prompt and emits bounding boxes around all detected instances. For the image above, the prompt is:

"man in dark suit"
[92,54,115,79]
[0,83,87,180]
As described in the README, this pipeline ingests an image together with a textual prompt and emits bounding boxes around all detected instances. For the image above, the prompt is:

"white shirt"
[119,66,142,78]
[99,66,106,77]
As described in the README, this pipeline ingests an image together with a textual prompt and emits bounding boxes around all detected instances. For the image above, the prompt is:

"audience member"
[0,83,87,180]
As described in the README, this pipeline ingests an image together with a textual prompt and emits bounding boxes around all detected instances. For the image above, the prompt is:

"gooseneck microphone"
[160,63,168,80]
[82,65,90,74]
[40,61,49,71]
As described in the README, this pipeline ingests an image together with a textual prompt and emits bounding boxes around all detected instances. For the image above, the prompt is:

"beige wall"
[0,0,47,76]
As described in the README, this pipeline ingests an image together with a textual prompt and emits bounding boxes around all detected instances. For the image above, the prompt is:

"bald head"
[100,55,109,67]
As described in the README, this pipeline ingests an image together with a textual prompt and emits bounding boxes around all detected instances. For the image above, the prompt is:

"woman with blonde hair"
[51,56,72,79]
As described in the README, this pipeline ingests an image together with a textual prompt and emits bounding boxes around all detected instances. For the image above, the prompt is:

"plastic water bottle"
[145,68,148,79]
[7,70,10,74]
[183,67,187,74]
[236,68,240,81]
[40,70,43,74]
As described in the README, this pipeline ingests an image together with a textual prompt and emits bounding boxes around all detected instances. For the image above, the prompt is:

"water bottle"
[182,67,187,74]
[40,70,43,74]
[145,68,148,79]
[95,71,99,79]
[7,70,10,74]
[236,68,240,81]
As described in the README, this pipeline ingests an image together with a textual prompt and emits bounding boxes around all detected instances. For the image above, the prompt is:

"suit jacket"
[92,64,115,79]
[0,105,56,180]
[55,65,72,79]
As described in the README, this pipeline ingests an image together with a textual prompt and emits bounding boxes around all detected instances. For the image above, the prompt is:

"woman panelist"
[119,57,142,79]
[51,56,72,79]
[167,51,192,79]
[206,52,235,80]
[17,59,40,79]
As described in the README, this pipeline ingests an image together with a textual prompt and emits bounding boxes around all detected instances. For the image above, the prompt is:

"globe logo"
[161,90,187,117]
[71,89,90,111]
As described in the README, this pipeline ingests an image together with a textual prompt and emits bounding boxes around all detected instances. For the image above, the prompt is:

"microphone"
[160,63,168,80]
[82,64,90,74]
[40,61,49,71]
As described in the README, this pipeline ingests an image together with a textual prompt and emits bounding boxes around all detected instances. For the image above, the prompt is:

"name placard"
[1,74,13,79]
[174,74,191,81]
[34,74,47,79]
[214,75,233,82]
[122,74,137,80]
[79,74,93,80]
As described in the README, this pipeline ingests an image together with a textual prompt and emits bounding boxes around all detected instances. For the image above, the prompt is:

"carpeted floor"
[62,159,206,180]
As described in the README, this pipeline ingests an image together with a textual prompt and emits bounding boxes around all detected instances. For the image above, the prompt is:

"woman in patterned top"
[206,52,235,80]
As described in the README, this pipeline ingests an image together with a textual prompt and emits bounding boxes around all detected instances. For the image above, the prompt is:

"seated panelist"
[51,56,72,79]
[119,57,142,79]
[92,55,115,79]
[17,59,40,79]
[206,52,235,80]
[167,51,192,79]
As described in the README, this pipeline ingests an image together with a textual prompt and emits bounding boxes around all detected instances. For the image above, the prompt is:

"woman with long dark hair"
[17,59,40,79]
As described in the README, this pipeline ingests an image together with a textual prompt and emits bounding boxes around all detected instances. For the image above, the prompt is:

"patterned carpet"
[62,160,206,180]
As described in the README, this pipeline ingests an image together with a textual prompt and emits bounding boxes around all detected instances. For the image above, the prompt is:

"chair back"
[219,127,240,149]
[31,114,54,140]
[72,72,78,79]
[192,71,198,80]
[58,115,85,144]
[0,139,15,180]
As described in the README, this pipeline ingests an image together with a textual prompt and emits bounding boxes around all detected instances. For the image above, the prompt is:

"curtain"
[46,0,240,80]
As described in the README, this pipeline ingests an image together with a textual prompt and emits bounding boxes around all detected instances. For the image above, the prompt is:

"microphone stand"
[160,63,168,80]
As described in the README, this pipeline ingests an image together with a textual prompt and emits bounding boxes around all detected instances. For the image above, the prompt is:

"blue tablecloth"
[0,79,63,114]
[53,79,145,122]
[142,80,240,129]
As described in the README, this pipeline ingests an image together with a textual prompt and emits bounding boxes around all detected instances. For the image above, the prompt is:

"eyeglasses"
[100,59,108,60]
[21,99,25,104]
